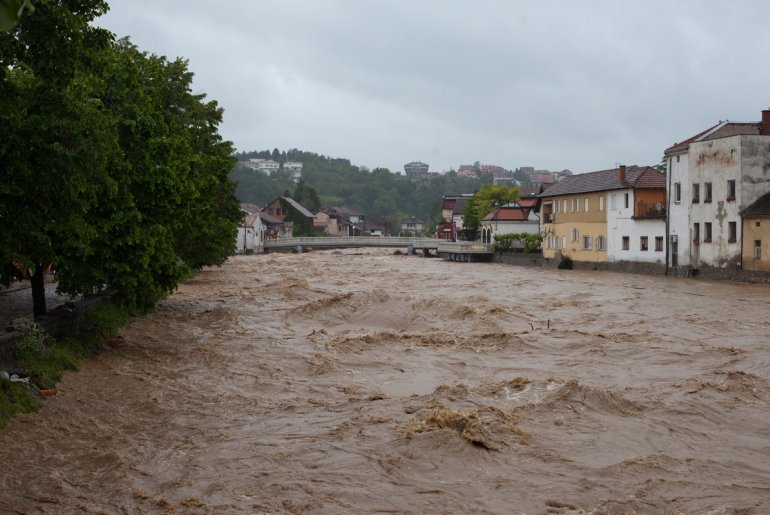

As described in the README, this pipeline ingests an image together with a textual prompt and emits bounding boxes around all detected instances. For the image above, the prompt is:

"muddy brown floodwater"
[1,249,770,514]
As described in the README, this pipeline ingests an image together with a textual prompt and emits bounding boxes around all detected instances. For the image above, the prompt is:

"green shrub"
[0,378,39,429]
[492,232,543,252]
[83,303,130,338]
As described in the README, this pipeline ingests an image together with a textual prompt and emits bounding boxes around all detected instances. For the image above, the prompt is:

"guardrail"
[264,236,439,249]
[437,242,493,253]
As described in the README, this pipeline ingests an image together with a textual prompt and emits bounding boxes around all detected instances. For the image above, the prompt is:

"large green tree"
[462,184,521,237]
[0,0,114,315]
[0,2,240,316]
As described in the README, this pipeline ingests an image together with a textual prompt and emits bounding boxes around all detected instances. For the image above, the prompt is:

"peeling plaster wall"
[740,136,770,209]
[688,136,744,267]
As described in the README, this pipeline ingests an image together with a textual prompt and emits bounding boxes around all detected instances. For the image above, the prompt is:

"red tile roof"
[482,206,532,222]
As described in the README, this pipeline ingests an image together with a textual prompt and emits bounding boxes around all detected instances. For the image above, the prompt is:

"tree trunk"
[31,264,47,318]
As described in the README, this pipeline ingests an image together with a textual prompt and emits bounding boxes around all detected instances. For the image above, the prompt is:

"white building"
[235,214,264,254]
[240,158,280,174]
[479,198,541,244]
[605,173,667,263]
[664,109,770,271]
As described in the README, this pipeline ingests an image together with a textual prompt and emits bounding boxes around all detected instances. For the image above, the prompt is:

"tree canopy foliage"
[231,149,493,234]
[0,0,240,316]
[462,184,521,237]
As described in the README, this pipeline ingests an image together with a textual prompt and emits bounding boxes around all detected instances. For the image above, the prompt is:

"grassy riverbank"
[0,304,130,429]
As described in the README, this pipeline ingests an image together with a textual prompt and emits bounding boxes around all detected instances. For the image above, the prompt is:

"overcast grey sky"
[96,1,770,175]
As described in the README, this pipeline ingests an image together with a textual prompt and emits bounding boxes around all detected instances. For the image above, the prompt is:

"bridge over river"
[263,236,493,261]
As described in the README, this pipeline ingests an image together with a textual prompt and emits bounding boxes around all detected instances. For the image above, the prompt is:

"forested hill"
[230,149,491,227]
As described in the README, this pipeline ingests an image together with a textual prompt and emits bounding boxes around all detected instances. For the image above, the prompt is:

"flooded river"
[1,249,769,513]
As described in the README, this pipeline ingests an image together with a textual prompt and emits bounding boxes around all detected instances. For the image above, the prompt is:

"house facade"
[540,166,665,264]
[441,195,473,230]
[740,192,770,272]
[665,109,770,271]
[401,216,425,236]
[262,196,315,236]
[479,199,541,244]
[235,214,264,254]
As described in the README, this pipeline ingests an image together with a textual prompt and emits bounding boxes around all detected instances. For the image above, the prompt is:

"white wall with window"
[607,187,666,263]
[666,150,690,268]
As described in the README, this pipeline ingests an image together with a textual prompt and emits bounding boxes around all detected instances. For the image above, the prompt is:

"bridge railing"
[263,236,438,248]
[437,242,493,253]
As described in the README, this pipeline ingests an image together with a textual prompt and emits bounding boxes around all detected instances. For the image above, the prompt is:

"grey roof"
[741,191,770,217]
[664,120,762,155]
[539,166,665,197]
[257,211,282,224]
[452,197,469,215]
[281,197,315,218]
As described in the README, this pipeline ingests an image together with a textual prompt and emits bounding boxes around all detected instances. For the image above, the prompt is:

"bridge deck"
[263,237,493,258]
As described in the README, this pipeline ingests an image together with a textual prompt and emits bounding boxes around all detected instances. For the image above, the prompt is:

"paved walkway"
[0,281,79,329]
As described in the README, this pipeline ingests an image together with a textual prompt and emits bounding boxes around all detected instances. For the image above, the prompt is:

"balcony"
[633,202,666,219]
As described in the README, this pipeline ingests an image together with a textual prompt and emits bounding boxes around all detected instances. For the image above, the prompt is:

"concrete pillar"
[408,244,414,255]
[296,245,303,254]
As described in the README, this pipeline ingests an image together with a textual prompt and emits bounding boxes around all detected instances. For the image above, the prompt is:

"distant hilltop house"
[240,158,280,174]
[238,159,303,182]
[457,165,477,178]
[403,161,439,179]
[519,167,572,191]
[480,164,511,178]
[456,164,511,179]
[283,161,303,182]
[404,161,429,176]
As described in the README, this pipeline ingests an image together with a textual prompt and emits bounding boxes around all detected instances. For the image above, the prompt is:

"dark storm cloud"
[98,0,770,174]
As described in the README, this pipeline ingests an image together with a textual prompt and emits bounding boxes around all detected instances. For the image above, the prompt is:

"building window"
[583,235,592,250]
[693,223,700,243]
[584,198,589,212]
[727,180,736,201]
[562,235,567,249]
[704,222,712,242]
[655,236,663,251]
[571,228,579,242]
[563,200,567,213]
[622,236,629,250]
[572,198,579,213]
[640,236,649,251]
[728,221,737,243]
[597,235,606,251]
[624,193,629,209]
[704,182,712,203]
[674,182,681,203]
[610,194,616,210]
[555,200,560,214]
[599,196,604,211]
[692,183,700,203]
[755,240,762,259]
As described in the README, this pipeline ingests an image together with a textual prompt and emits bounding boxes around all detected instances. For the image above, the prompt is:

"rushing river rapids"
[1,249,769,514]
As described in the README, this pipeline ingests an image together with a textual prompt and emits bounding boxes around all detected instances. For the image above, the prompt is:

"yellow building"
[540,166,666,263]
[740,192,770,272]
[541,190,609,262]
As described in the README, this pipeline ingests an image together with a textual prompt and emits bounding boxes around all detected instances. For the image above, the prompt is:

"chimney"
[761,108,770,136]
[619,164,626,182]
